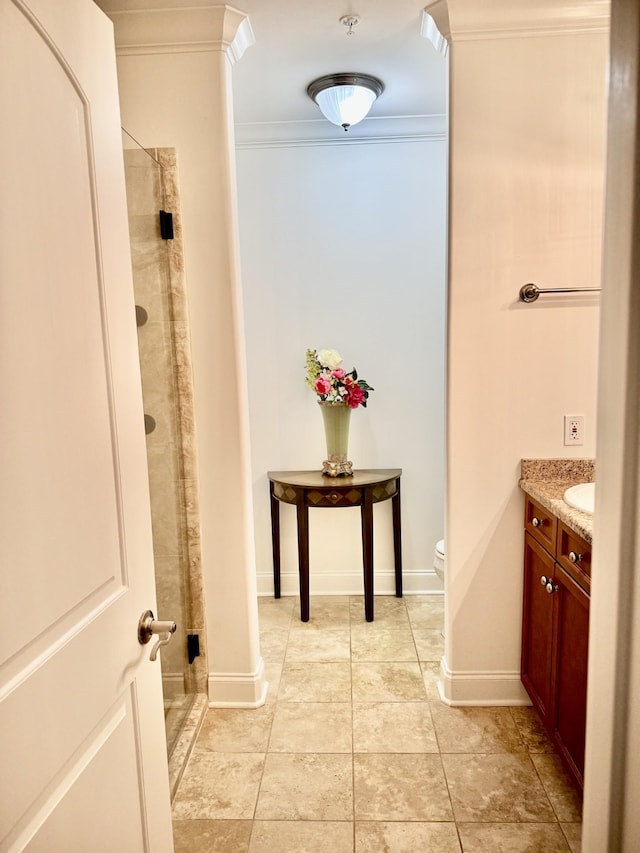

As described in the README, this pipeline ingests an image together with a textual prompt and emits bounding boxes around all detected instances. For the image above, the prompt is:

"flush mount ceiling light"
[306,73,385,132]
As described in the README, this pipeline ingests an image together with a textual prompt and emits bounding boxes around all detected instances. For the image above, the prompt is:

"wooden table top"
[267,469,402,488]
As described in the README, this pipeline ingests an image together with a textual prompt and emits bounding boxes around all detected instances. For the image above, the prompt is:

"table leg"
[269,482,281,599]
[392,479,403,598]
[361,488,374,622]
[297,498,310,622]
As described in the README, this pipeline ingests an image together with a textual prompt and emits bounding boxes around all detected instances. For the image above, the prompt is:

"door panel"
[18,693,145,853]
[0,1,173,849]
[1,0,123,667]
[553,565,590,785]
[521,533,555,723]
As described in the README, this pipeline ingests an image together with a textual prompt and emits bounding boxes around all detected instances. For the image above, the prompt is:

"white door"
[0,1,173,850]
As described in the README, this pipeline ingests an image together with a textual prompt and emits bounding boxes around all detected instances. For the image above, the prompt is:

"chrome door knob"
[532,517,544,528]
[540,575,549,586]
[545,581,558,594]
[138,610,177,661]
[568,551,583,563]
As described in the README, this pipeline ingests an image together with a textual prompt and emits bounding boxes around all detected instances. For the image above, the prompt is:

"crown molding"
[423,1,451,51]
[104,4,255,63]
[447,0,610,41]
[234,114,448,149]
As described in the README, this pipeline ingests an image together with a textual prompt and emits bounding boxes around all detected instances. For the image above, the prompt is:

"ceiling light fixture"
[306,73,385,132]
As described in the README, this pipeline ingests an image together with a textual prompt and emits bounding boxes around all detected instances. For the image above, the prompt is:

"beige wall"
[443,4,608,702]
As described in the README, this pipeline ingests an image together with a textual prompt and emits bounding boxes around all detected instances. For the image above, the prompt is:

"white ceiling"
[231,1,448,128]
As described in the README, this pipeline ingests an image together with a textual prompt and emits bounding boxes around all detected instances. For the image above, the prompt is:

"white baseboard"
[256,568,443,597]
[438,656,531,706]
[208,656,268,708]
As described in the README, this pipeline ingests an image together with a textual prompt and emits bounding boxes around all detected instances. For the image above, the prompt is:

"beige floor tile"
[560,821,582,852]
[257,595,295,630]
[279,662,351,701]
[269,702,352,752]
[350,624,417,662]
[510,706,555,753]
[413,627,445,661]
[355,821,461,852]
[406,594,445,607]
[350,595,410,626]
[289,595,351,629]
[442,753,555,823]
[249,820,353,852]
[353,701,438,753]
[421,661,443,700]
[354,753,453,821]
[285,627,351,662]
[352,661,426,702]
[173,596,584,852]
[263,661,282,704]
[255,753,353,820]
[195,706,274,753]
[258,627,289,664]
[172,752,265,819]
[405,596,445,630]
[430,703,526,753]
[173,819,252,853]
[531,753,583,822]
[456,822,571,852]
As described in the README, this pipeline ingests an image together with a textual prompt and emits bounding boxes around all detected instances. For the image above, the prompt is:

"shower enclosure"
[122,131,207,795]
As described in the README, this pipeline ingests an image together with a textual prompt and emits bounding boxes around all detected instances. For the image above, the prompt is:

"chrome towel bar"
[519,283,602,303]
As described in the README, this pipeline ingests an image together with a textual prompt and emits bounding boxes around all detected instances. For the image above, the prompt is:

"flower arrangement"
[305,348,373,409]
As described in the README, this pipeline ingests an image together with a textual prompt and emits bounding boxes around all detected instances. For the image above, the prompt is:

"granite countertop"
[519,458,595,543]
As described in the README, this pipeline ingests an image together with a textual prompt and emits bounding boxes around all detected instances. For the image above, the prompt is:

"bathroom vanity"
[519,459,594,790]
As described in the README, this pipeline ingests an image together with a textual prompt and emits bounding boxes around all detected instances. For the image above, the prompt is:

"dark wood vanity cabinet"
[521,495,591,789]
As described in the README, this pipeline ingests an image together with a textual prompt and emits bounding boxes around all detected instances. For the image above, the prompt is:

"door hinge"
[159,209,174,240]
[187,633,200,664]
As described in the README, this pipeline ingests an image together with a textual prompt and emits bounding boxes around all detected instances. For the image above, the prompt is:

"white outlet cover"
[564,414,585,445]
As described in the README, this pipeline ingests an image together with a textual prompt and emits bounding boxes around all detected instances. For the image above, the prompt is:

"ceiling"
[230,1,448,129]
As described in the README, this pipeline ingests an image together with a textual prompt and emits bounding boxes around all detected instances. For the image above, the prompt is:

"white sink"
[563,482,596,515]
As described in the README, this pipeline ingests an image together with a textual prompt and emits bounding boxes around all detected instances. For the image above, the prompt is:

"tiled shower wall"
[124,146,207,704]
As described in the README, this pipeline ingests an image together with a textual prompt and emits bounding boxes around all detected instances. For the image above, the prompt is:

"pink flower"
[345,382,365,408]
[332,368,346,380]
[314,375,331,395]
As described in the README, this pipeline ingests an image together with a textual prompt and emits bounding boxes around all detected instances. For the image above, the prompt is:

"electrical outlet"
[564,415,584,446]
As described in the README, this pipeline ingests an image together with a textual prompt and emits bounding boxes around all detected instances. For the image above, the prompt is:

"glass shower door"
[121,129,195,758]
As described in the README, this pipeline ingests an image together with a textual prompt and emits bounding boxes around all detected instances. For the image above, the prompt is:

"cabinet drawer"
[525,496,557,555]
[556,522,591,593]
[305,488,363,507]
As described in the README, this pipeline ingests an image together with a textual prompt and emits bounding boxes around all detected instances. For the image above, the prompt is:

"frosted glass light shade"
[307,73,384,131]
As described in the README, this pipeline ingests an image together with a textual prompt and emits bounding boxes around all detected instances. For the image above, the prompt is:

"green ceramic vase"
[319,401,353,477]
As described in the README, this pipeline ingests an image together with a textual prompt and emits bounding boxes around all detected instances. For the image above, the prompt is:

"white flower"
[317,348,342,370]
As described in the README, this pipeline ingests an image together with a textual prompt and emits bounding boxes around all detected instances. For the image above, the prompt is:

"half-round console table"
[268,469,402,622]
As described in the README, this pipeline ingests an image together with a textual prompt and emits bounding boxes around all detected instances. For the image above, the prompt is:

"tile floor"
[172,595,582,852]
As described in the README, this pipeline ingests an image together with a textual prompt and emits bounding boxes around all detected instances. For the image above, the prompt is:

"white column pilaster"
[102,3,266,706]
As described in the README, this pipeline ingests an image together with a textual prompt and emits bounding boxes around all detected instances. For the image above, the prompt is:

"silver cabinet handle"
[540,575,558,594]
[568,551,583,563]
[138,610,177,661]
[532,517,544,528]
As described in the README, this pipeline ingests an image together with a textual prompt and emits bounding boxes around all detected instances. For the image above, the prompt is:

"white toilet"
[433,539,445,583]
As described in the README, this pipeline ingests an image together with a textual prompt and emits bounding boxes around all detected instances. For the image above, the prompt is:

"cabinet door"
[522,533,556,724]
[552,565,590,788]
